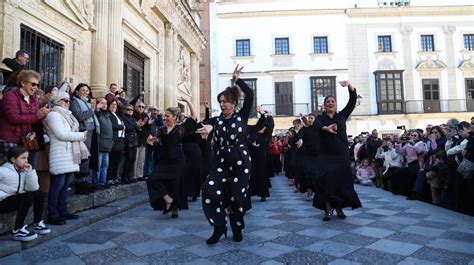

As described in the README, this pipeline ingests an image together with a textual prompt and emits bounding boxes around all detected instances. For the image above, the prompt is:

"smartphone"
[457,123,464,131]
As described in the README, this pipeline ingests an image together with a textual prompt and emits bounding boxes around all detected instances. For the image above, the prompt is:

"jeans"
[144,145,154,177]
[48,172,73,218]
[93,152,109,186]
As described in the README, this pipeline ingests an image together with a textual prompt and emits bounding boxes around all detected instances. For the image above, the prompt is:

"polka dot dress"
[202,112,251,229]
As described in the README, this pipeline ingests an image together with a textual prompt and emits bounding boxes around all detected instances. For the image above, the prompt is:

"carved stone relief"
[377,57,396,70]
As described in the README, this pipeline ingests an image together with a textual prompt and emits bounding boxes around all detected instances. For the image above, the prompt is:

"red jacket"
[0,89,39,144]
[269,141,282,155]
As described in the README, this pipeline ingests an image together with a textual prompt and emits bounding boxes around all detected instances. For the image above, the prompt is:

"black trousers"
[108,150,123,181]
[0,190,44,230]
[122,145,137,181]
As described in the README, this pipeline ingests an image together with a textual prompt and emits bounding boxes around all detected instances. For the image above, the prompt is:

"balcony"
[260,103,310,116]
[257,99,472,117]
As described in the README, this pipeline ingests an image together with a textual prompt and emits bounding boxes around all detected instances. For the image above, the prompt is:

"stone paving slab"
[1,174,473,264]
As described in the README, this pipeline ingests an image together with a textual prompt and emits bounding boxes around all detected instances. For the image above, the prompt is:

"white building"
[209,0,474,135]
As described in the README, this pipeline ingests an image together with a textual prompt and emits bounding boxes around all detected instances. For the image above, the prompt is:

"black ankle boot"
[231,226,243,242]
[323,211,332,221]
[206,225,227,245]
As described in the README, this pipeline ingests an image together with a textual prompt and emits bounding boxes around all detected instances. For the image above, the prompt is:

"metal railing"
[258,99,473,117]
[260,103,309,116]
[404,99,468,113]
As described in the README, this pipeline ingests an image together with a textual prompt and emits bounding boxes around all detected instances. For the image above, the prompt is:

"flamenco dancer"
[145,105,202,219]
[197,65,255,245]
[313,81,362,221]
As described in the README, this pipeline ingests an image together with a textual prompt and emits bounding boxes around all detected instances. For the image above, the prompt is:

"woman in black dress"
[179,97,202,202]
[197,65,256,245]
[146,107,201,218]
[313,81,362,221]
[248,113,271,202]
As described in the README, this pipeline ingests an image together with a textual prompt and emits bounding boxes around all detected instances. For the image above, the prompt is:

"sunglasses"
[137,106,145,109]
[126,108,133,111]
[27,81,40,87]
[61,99,70,103]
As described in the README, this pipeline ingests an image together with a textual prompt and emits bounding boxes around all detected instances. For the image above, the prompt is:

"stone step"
[0,182,149,258]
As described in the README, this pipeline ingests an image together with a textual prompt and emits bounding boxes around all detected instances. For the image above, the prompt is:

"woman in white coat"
[0,146,50,241]
[44,91,89,225]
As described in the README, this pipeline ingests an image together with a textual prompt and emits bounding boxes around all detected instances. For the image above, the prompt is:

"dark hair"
[460,121,471,130]
[107,99,117,109]
[44,86,56,94]
[430,126,445,138]
[15,50,29,59]
[74,83,94,100]
[217,86,241,106]
[307,113,316,117]
[166,107,181,117]
[435,150,447,161]
[410,130,423,141]
[292,119,301,125]
[109,83,117,88]
[7,146,28,162]
[324,95,336,104]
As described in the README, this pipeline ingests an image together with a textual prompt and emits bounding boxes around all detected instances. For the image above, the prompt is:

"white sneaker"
[12,225,37,241]
[33,220,51,235]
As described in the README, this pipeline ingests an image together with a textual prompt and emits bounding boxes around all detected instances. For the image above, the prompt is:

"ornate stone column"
[401,26,414,101]
[164,23,175,108]
[171,30,179,108]
[190,53,200,119]
[90,0,109,96]
[107,0,123,88]
[444,26,458,100]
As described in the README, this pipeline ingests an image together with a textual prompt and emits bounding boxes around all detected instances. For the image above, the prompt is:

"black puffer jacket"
[121,114,138,147]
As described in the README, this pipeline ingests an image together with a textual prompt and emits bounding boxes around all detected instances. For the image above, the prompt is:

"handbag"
[22,132,39,151]
[111,137,125,152]
[457,158,474,179]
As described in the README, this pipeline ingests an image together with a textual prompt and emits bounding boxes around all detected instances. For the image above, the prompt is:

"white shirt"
[111,112,125,138]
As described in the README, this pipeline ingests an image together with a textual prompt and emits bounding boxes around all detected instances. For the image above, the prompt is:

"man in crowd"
[2,50,30,86]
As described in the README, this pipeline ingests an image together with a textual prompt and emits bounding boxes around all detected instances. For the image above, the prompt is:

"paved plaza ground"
[0,175,473,265]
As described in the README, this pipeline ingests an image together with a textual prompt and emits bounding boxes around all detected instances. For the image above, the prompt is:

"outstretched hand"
[323,123,338,134]
[232,64,244,81]
[338,81,354,91]
[146,135,157,146]
[196,124,213,139]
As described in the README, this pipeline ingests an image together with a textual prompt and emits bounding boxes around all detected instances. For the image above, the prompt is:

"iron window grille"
[20,24,63,90]
[310,76,336,113]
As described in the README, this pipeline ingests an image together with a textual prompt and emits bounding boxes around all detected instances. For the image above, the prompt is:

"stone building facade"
[0,0,206,116]
[210,0,474,135]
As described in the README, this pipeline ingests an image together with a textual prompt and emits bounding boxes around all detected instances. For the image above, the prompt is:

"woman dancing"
[197,65,255,245]
[313,81,362,221]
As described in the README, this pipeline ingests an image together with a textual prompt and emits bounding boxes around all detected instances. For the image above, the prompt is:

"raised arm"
[339,81,357,120]
[232,65,253,119]
[179,96,196,120]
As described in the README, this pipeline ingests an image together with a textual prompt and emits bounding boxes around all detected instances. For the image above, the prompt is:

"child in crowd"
[0,146,50,241]
[356,158,375,186]
[425,150,449,205]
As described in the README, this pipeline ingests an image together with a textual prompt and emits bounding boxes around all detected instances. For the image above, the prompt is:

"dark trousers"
[122,146,137,181]
[144,145,154,177]
[108,150,122,181]
[0,190,44,229]
[48,172,73,218]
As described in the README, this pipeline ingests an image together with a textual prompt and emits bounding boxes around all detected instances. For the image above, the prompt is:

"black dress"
[301,124,321,191]
[201,78,254,229]
[313,88,362,210]
[249,132,270,198]
[146,118,201,211]
[182,119,203,200]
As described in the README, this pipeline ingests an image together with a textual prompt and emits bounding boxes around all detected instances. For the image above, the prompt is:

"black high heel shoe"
[335,208,346,219]
[231,226,243,242]
[163,199,176,215]
[206,225,227,245]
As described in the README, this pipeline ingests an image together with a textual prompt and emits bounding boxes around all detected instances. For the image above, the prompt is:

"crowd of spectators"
[0,51,164,241]
[348,122,474,216]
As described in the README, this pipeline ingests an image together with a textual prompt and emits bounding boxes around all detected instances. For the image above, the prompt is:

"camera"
[397,125,406,130]
[456,123,464,131]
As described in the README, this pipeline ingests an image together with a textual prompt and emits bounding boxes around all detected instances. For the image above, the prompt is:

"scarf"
[53,106,90,164]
